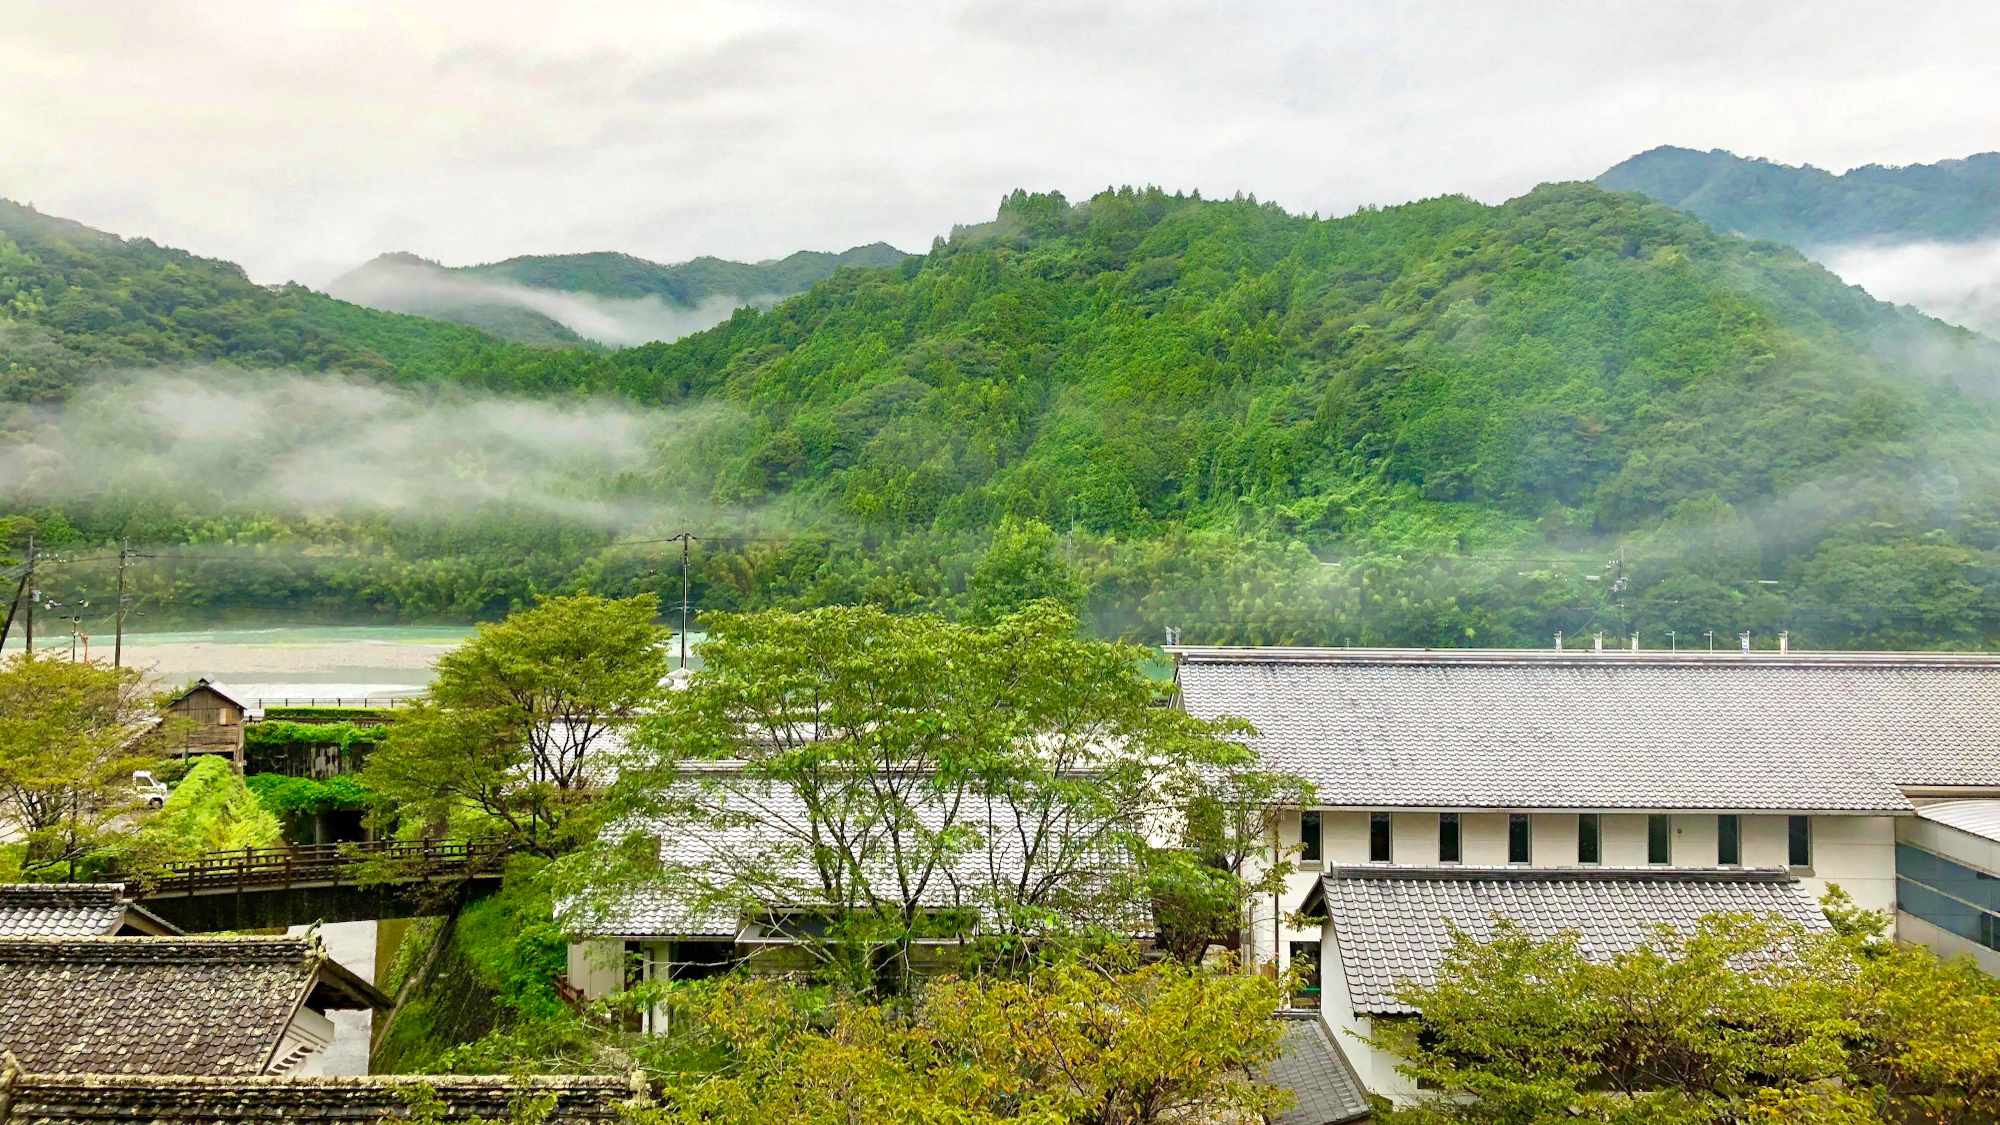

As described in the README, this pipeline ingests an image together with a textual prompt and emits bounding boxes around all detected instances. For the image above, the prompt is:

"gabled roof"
[0,1073,635,1123]
[0,936,389,1076]
[1310,865,1831,1016]
[0,884,179,937]
[1171,647,2000,812]
[167,677,254,712]
[1262,1014,1372,1125]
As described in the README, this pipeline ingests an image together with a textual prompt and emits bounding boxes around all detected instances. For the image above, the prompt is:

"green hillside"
[324,243,911,345]
[460,243,910,302]
[7,185,2000,648]
[1598,146,2000,246]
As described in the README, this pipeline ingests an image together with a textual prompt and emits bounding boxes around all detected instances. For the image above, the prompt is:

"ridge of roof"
[1166,645,2000,667]
[0,935,317,964]
[1329,865,1800,885]
[0,884,126,905]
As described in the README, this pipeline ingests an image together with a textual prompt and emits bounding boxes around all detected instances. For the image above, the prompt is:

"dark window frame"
[1439,813,1462,864]
[1578,813,1601,865]
[1369,812,1392,863]
[1788,815,1812,868]
[1300,810,1322,863]
[1718,814,1741,866]
[1647,815,1672,865]
[1287,940,1323,1009]
[1508,813,1531,864]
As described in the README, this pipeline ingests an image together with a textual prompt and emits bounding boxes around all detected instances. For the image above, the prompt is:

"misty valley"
[8,149,2000,652]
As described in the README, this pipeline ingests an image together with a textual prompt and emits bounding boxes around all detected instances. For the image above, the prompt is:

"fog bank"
[326,257,763,346]
[0,368,726,527]
[1820,239,2000,339]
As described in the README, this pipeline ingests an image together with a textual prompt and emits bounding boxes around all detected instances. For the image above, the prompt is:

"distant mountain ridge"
[328,242,910,346]
[1598,146,2000,247]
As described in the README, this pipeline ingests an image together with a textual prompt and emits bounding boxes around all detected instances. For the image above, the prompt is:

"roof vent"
[1779,630,1789,654]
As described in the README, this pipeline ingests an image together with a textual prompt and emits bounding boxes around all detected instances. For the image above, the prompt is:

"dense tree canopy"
[9,184,2000,647]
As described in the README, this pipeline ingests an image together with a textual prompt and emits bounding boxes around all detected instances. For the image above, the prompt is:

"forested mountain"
[7,185,2000,649]
[1598,146,2000,247]
[325,243,909,345]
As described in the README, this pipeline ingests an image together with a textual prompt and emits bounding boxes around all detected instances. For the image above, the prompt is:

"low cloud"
[0,368,736,528]
[1820,239,2000,339]
[326,257,764,346]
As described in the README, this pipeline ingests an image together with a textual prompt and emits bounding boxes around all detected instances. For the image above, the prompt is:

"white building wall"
[1801,815,1896,914]
[567,939,624,1000]
[1602,814,1649,865]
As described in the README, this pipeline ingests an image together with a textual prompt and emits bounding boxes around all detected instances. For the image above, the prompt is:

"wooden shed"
[164,679,255,767]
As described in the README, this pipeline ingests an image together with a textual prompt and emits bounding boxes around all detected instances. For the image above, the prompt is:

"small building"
[164,679,259,767]
[0,884,179,937]
[0,936,389,1077]
[0,1072,637,1124]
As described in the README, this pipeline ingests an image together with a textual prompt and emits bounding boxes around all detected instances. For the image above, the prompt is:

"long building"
[1169,646,2000,1102]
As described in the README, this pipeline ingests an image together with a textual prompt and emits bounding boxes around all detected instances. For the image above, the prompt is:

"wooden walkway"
[135,835,511,900]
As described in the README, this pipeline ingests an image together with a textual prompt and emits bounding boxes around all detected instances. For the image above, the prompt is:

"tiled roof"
[1172,648,2000,811]
[1914,799,2000,845]
[1263,1015,1372,1125]
[1316,866,1831,1015]
[0,937,372,1075]
[0,884,177,937]
[579,772,1150,939]
[1,1073,636,1123]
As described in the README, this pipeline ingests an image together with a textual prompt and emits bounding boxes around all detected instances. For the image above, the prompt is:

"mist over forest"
[7,152,2000,647]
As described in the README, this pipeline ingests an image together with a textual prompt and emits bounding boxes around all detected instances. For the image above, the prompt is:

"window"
[1508,813,1531,864]
[1648,815,1672,865]
[1439,813,1461,863]
[1788,816,1812,868]
[1300,811,1322,863]
[1288,941,1323,1009]
[1578,814,1600,865]
[1369,812,1392,863]
[1718,815,1741,866]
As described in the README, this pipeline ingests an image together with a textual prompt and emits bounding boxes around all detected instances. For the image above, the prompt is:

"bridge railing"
[136,835,511,897]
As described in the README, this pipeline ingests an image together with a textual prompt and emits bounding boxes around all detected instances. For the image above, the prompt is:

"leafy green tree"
[119,754,284,875]
[966,517,1087,624]
[631,958,1292,1125]
[0,652,166,880]
[571,602,1263,992]
[362,594,668,856]
[1375,900,2000,1125]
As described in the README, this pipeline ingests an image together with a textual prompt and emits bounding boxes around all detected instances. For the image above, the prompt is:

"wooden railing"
[134,835,511,898]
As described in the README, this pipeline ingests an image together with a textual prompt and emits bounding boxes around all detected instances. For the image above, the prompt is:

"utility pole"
[112,540,150,669]
[0,535,29,652]
[666,533,699,670]
[22,533,33,654]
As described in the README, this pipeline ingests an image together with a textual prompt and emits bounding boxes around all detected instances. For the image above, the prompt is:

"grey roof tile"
[1263,1015,1372,1125]
[5,1073,633,1123]
[0,885,178,937]
[1174,649,2000,811]
[0,937,339,1075]
[1318,866,1831,1015]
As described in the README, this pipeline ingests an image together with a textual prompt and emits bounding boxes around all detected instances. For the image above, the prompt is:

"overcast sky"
[5,1,1998,287]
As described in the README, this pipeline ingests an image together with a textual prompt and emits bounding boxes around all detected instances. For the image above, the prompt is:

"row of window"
[1895,844,2000,954]
[1298,811,1813,868]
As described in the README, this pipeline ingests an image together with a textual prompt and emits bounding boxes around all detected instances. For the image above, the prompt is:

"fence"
[254,696,416,710]
[136,835,510,898]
